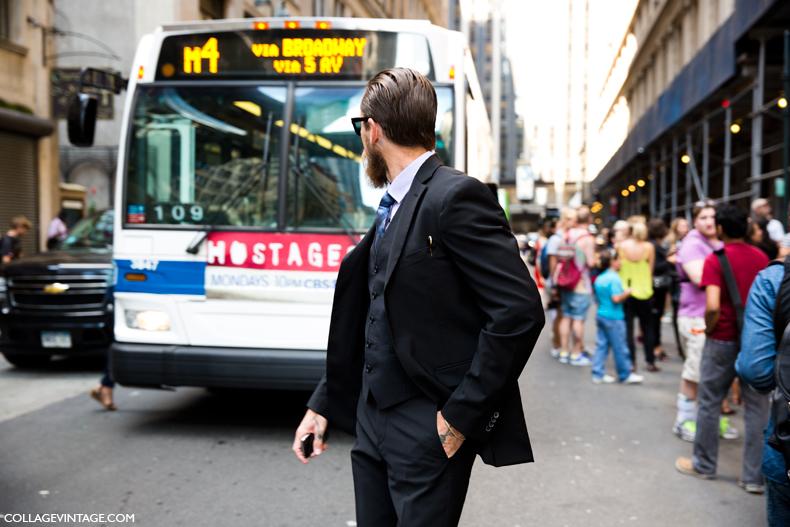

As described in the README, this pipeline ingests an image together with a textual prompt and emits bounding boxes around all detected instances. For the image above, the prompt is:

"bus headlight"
[125,309,171,331]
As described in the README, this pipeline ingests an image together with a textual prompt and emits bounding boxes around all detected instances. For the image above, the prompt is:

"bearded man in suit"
[292,67,544,527]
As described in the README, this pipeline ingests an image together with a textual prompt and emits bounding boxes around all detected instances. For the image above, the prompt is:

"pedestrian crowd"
[532,198,790,525]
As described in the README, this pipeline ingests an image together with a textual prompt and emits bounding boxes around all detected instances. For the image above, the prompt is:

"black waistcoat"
[361,210,421,408]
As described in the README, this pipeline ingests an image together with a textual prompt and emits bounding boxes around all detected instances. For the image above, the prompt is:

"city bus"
[101,17,492,390]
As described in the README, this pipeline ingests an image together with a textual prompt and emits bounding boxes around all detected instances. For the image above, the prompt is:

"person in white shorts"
[673,201,735,441]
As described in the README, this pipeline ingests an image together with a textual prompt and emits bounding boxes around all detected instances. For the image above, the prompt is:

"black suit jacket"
[308,154,545,467]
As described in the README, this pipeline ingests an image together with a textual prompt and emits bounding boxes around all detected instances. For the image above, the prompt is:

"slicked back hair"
[360,68,436,150]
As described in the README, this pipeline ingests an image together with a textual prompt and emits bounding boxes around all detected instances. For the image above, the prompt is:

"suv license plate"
[41,331,72,349]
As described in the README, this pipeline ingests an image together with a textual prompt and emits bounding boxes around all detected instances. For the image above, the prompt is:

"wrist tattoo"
[440,416,464,442]
[439,429,451,445]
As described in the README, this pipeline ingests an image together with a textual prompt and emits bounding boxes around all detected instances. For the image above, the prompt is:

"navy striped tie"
[374,192,396,253]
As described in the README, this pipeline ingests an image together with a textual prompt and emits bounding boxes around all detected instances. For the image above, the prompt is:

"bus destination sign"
[156,30,417,81]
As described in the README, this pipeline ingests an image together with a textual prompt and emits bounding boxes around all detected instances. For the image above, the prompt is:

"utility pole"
[491,1,502,185]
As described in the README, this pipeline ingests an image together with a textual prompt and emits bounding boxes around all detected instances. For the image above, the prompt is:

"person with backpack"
[546,210,573,359]
[555,206,595,366]
[675,204,770,493]
[736,242,790,522]
[535,218,556,297]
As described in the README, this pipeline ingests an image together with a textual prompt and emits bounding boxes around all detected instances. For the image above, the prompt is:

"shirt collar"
[387,151,434,204]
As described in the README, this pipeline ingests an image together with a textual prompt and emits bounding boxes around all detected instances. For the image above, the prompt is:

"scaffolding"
[592,3,790,224]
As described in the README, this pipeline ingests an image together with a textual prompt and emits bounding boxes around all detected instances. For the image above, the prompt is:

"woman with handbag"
[649,219,674,361]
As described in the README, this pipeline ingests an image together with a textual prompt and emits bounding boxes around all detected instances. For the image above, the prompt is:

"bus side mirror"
[67,93,98,147]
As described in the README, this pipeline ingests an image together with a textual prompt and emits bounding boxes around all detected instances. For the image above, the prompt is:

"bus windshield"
[123,84,453,231]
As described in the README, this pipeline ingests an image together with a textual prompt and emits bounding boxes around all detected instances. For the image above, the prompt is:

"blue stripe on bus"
[114,259,205,295]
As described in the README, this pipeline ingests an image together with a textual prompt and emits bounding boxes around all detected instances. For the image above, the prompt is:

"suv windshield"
[123,84,453,232]
[60,210,114,250]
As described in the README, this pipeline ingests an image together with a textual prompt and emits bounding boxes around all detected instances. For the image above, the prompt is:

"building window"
[200,0,225,20]
[0,0,11,41]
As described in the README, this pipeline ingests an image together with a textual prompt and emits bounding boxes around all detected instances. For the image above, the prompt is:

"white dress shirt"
[383,150,434,230]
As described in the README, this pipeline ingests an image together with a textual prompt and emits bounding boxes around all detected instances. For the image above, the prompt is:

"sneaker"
[559,352,570,364]
[738,481,765,495]
[675,456,715,480]
[673,420,696,442]
[720,417,739,440]
[570,353,592,366]
[550,347,561,359]
[592,374,615,384]
[622,373,644,384]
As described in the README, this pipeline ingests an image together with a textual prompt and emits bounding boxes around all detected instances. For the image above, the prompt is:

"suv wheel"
[2,352,52,368]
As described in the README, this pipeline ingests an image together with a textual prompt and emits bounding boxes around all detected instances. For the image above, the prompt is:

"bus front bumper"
[111,342,325,391]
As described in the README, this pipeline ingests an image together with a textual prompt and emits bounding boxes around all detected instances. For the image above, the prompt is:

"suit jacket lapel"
[383,154,442,286]
[346,224,375,268]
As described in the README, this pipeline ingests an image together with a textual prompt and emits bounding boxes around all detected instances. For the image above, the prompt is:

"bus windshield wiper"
[287,118,360,245]
[186,112,275,255]
[186,229,210,254]
[289,162,361,246]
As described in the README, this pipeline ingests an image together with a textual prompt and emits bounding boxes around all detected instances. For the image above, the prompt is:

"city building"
[590,0,790,222]
[0,0,58,253]
[468,13,521,186]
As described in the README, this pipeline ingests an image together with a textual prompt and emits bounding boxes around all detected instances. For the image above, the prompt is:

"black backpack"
[768,256,790,481]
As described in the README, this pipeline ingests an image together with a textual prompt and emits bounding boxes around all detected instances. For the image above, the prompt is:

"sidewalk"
[459,318,765,527]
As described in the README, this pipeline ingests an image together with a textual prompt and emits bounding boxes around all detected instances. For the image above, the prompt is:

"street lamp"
[621,189,629,197]
[637,179,646,187]
[779,97,788,109]
[730,122,742,134]
[628,184,636,192]
[681,154,691,164]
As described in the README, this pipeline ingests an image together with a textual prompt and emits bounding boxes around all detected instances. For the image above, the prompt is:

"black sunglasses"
[351,116,371,136]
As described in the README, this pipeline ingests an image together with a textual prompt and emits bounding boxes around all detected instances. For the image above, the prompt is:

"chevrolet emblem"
[43,283,70,294]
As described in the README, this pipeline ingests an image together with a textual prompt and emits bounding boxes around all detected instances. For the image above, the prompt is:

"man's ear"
[367,118,380,144]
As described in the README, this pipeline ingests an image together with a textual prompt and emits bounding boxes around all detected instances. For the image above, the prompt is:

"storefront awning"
[0,107,54,138]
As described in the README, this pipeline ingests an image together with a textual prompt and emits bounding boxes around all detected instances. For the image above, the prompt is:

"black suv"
[0,210,114,367]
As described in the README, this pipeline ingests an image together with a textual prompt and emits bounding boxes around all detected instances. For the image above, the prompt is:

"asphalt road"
[0,324,765,526]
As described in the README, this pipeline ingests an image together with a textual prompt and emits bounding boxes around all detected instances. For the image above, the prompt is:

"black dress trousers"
[351,391,476,527]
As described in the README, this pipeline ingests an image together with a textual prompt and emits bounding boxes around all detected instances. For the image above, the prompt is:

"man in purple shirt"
[673,202,723,441]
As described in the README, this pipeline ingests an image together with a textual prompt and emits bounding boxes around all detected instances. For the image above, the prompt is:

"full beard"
[364,144,389,189]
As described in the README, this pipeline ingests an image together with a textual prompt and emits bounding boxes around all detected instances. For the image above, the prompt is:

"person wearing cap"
[751,198,785,243]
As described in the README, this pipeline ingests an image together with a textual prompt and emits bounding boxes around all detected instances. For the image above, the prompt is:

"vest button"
[366,340,372,348]
[365,364,372,373]
[371,292,378,299]
[369,316,375,323]
[373,265,379,274]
